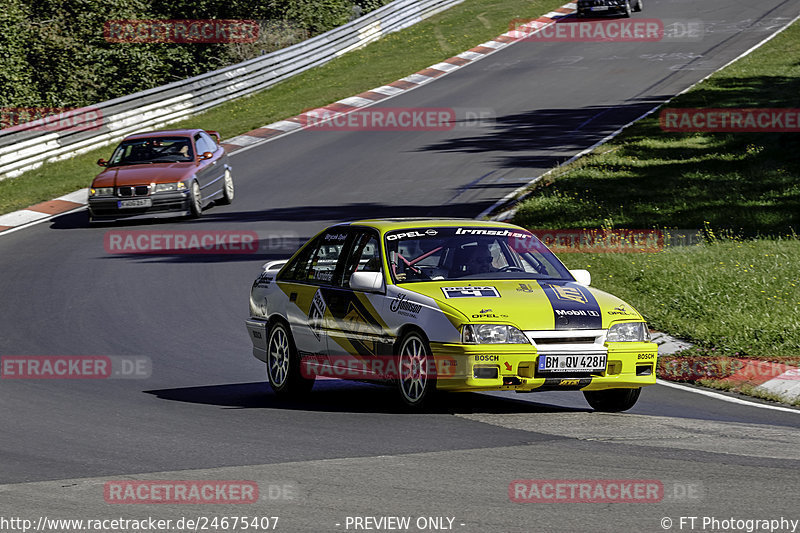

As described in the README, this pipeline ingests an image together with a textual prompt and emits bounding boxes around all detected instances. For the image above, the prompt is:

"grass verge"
[0,0,565,216]
[510,20,800,395]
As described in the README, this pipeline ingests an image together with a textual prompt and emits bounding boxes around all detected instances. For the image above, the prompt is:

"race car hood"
[92,164,196,187]
[401,279,643,330]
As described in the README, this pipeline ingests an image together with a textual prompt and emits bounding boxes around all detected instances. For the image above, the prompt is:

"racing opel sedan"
[577,0,643,17]
[245,219,657,410]
[88,129,233,222]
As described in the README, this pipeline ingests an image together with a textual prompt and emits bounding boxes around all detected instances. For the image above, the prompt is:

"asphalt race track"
[1,0,799,531]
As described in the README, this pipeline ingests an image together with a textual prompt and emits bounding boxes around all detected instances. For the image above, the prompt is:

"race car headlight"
[90,187,114,197]
[462,324,530,344]
[152,182,185,193]
[606,322,650,342]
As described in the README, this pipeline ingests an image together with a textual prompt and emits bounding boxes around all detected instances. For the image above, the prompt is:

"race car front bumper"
[88,191,192,222]
[430,341,657,393]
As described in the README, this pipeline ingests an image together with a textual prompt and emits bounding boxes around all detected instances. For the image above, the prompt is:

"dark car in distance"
[576,0,643,17]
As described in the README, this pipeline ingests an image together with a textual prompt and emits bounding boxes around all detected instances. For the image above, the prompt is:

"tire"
[584,388,641,412]
[633,0,643,12]
[266,321,314,397]
[219,169,234,205]
[622,0,632,17]
[396,331,436,408]
[189,180,202,218]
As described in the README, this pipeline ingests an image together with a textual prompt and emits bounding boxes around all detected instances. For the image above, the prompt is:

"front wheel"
[622,0,632,17]
[189,181,202,218]
[583,388,641,412]
[396,331,436,408]
[266,322,314,397]
[633,0,643,12]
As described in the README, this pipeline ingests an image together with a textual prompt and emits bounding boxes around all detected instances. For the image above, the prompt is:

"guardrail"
[0,0,462,180]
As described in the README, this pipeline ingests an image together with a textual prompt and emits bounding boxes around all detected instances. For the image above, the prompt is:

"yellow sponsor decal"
[548,284,588,305]
[342,302,377,354]
[558,379,581,386]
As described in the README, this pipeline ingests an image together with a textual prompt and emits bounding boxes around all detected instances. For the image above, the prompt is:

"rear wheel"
[219,169,234,205]
[622,0,632,17]
[396,331,436,408]
[266,322,314,397]
[633,0,643,12]
[584,388,641,412]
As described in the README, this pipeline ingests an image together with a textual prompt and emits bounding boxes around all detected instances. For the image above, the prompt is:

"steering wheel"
[498,265,525,272]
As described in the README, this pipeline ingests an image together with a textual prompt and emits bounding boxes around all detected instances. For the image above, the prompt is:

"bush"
[1,0,387,110]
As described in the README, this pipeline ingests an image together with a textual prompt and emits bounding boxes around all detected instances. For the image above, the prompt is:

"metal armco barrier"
[0,0,462,180]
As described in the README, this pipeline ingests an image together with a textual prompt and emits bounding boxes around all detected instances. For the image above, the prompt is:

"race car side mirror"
[97,158,108,167]
[262,260,288,272]
[570,269,591,286]
[350,271,384,293]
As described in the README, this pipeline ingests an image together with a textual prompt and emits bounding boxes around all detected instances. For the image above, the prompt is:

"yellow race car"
[246,219,656,410]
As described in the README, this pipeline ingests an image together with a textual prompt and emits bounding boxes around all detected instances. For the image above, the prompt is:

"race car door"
[324,229,391,366]
[275,229,350,358]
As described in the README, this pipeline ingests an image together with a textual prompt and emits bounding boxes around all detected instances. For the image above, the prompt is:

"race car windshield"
[108,137,194,167]
[385,227,573,283]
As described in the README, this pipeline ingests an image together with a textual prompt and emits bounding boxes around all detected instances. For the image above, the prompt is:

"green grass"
[562,240,800,358]
[512,20,800,359]
[0,0,565,216]
[513,22,800,236]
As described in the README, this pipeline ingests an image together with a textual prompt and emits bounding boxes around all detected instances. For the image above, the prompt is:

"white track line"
[657,379,800,415]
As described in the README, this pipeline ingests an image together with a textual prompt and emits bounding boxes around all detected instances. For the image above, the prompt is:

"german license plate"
[118,198,152,209]
[591,5,610,10]
[538,354,607,373]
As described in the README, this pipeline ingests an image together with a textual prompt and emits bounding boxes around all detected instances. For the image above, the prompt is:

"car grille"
[527,330,605,348]
[118,185,150,197]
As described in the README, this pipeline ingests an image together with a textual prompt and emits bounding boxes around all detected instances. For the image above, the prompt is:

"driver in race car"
[455,243,498,276]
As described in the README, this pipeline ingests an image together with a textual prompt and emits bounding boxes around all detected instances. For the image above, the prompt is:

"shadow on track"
[145,380,590,415]
[416,100,671,169]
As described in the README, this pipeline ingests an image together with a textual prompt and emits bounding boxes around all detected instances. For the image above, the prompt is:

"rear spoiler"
[205,130,222,143]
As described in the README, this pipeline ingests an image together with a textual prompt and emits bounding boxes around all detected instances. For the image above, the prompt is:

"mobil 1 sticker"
[442,286,500,299]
